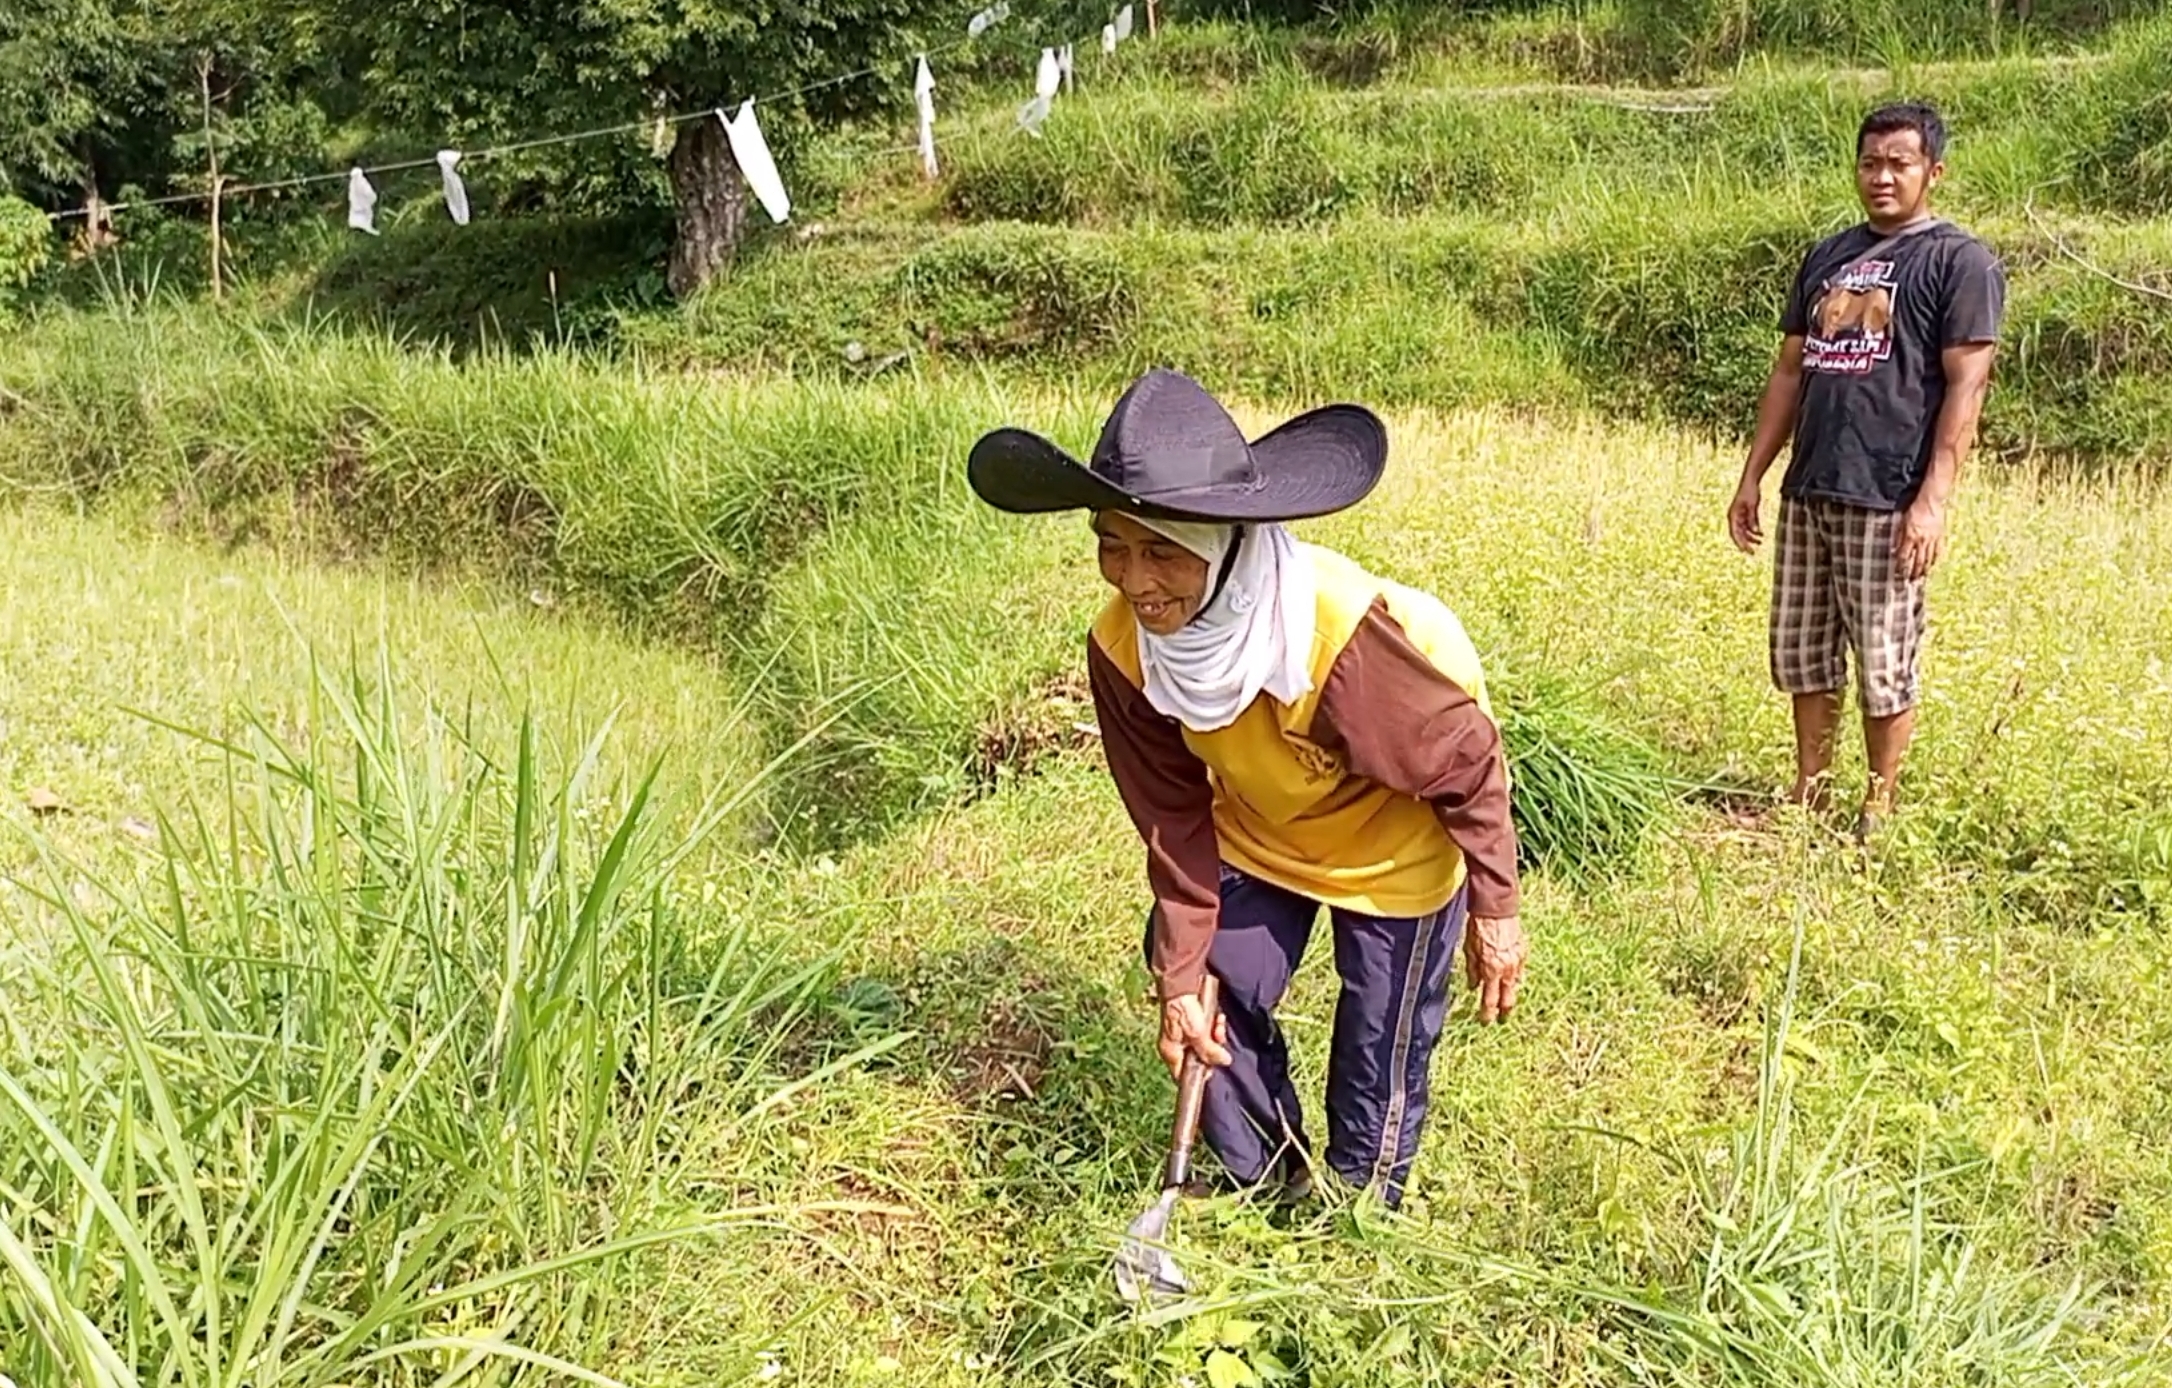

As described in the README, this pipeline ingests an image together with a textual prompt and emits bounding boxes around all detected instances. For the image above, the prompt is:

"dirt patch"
[968,669,1097,797]
[824,1169,924,1241]
[946,996,1057,1108]
[1717,1033,1761,1101]
[877,825,1007,899]
[801,1167,954,1331]
[1291,31,1400,87]
[1660,939,1763,1034]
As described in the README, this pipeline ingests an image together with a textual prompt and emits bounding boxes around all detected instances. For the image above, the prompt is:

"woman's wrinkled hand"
[1157,989,1232,1079]
[1464,915,1529,1024]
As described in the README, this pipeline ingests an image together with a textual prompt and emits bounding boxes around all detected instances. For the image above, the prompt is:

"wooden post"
[198,52,224,301]
[1148,0,1159,37]
[208,175,226,302]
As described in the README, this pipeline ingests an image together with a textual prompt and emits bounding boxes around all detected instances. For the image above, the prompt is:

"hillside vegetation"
[19,10,2172,468]
[5,2,2172,1383]
[649,13,2172,465]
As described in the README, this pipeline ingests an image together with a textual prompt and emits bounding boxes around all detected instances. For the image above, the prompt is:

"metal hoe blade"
[1114,1188,1189,1304]
[1116,975,1218,1306]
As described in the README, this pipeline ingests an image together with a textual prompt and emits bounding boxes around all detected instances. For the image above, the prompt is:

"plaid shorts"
[1768,496,1928,718]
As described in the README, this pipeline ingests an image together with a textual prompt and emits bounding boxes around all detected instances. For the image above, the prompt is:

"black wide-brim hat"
[967,369,1387,523]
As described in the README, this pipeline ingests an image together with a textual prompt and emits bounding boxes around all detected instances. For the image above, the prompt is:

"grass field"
[6,1,2172,1380]
[4,388,2170,1383]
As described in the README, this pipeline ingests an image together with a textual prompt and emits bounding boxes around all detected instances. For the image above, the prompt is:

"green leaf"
[1205,1349,1261,1388]
[1375,1323,1414,1360]
[1219,1319,1266,1348]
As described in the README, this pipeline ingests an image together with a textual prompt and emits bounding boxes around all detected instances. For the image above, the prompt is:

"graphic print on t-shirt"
[1804,258,1900,375]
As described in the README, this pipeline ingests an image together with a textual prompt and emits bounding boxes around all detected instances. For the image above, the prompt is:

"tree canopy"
[327,0,952,291]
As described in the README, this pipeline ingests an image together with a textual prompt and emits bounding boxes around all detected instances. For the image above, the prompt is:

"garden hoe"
[1114,975,1219,1305]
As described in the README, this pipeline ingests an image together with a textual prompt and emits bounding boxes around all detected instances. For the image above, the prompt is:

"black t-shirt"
[1779,219,2006,511]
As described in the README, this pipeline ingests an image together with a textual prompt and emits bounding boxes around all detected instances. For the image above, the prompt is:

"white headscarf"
[1131,517,1317,733]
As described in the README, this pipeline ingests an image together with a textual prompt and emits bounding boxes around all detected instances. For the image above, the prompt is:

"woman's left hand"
[1464,915,1529,1024]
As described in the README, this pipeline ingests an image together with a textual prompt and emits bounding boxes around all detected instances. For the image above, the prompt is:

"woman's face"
[1094,512,1209,636]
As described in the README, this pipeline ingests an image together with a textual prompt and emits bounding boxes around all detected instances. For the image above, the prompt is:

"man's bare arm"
[1897,342,1997,579]
[1741,334,1808,488]
[1729,335,1806,554]
[1919,342,1997,509]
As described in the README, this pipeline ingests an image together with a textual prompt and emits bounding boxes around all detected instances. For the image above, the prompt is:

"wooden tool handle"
[1162,974,1220,1191]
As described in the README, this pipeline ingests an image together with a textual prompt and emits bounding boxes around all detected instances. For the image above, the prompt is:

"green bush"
[892,222,1147,357]
[0,195,54,318]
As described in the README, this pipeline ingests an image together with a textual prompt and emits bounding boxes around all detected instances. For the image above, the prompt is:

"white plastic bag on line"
[719,100,791,224]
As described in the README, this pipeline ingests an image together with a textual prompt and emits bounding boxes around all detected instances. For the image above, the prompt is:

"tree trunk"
[666,114,750,299]
[71,138,118,258]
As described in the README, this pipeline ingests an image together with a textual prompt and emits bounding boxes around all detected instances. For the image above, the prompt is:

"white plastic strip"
[346,167,378,235]
[719,100,791,224]
[437,150,471,225]
[914,56,939,179]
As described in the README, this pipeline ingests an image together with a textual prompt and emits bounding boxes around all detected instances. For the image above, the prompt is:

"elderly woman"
[967,370,1529,1209]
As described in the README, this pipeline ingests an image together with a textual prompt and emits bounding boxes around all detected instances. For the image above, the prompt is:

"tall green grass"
[0,309,993,630]
[1007,913,2141,1386]
[0,313,1690,875]
[645,206,2172,466]
[0,649,900,1384]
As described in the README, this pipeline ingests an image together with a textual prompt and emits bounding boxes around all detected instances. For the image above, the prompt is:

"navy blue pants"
[1145,863,1467,1209]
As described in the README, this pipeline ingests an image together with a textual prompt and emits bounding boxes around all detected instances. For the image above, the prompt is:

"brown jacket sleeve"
[1087,636,1221,1001]
[1311,600,1523,919]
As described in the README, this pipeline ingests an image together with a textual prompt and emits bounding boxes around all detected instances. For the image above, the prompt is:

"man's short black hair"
[1858,103,1947,162]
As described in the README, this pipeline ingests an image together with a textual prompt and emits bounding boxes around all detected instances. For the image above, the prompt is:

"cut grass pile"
[4,368,2171,1380]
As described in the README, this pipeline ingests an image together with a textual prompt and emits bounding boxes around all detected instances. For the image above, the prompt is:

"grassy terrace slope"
[43,14,2170,465]
[6,5,2172,1381]
[211,12,2166,470]
[4,399,2171,1380]
[634,15,2172,466]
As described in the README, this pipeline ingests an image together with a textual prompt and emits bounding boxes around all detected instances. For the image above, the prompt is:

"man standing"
[1728,102,2006,839]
